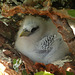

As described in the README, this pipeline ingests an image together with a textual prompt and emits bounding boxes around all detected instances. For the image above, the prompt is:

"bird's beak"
[20,30,31,37]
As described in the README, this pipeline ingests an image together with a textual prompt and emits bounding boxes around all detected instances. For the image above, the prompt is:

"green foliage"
[13,59,30,75]
[13,58,22,72]
[67,10,75,17]
[34,71,54,75]
[34,71,75,75]
[13,59,17,64]
[66,71,74,75]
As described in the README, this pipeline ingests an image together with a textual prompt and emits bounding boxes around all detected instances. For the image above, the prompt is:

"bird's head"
[19,15,47,37]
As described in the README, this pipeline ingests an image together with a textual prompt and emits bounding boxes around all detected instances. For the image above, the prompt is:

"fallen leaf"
[34,63,66,75]
[3,49,18,59]
[34,62,46,71]
[3,50,13,56]
[46,64,60,73]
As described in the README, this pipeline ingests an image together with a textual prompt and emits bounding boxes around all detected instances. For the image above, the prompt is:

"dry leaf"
[34,62,46,71]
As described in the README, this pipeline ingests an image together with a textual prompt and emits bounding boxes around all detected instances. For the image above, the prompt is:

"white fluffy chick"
[15,15,69,64]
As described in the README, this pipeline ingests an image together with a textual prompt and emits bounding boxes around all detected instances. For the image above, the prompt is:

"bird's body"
[15,15,69,64]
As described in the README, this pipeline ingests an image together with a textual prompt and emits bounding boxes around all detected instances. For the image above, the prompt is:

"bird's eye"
[31,26,39,33]
[23,29,29,32]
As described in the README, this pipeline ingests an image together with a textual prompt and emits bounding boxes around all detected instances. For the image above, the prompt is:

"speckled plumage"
[15,15,69,64]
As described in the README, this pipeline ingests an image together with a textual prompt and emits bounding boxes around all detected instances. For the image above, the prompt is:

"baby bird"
[15,15,69,64]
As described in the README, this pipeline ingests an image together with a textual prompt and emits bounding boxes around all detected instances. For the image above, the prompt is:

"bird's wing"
[34,33,63,56]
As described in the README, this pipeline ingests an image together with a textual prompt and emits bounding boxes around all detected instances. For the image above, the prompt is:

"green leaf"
[13,59,17,64]
[34,71,54,75]
[67,10,75,17]
[66,71,74,75]
[13,58,22,72]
